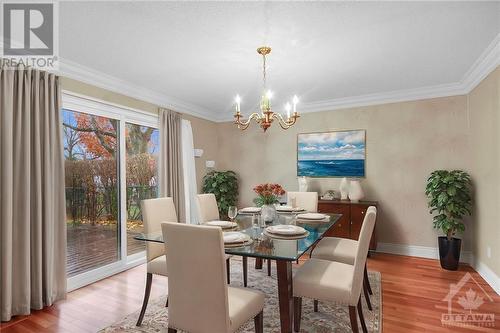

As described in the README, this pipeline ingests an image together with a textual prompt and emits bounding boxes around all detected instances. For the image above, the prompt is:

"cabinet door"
[351,204,377,250]
[318,203,350,238]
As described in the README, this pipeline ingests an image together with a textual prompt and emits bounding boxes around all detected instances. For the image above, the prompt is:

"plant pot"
[438,236,461,271]
[261,204,277,223]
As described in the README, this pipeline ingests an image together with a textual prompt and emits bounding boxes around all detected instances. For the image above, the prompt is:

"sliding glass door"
[125,123,159,256]
[62,93,158,288]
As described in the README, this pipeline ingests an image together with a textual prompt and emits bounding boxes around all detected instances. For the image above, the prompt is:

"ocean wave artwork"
[297,130,365,177]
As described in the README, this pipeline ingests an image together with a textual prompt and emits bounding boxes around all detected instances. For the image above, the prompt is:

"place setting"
[238,206,262,214]
[276,205,306,213]
[223,231,253,248]
[263,224,310,240]
[295,212,330,224]
[204,220,238,230]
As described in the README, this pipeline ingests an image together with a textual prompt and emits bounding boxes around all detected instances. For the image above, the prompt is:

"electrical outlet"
[486,246,491,259]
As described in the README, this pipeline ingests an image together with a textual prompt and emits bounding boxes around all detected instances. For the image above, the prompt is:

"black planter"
[438,236,461,270]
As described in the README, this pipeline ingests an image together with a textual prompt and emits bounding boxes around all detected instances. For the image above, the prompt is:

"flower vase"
[261,204,276,223]
[298,176,309,192]
[339,177,349,200]
[348,180,364,203]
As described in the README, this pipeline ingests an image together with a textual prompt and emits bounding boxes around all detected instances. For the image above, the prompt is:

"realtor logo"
[441,272,495,328]
[1,2,58,69]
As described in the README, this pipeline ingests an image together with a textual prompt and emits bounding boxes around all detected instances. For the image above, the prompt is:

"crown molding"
[57,32,499,123]
[57,58,216,121]
[460,32,500,93]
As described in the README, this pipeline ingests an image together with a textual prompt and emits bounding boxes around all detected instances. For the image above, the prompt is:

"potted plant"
[425,170,472,270]
[253,183,285,222]
[202,170,238,219]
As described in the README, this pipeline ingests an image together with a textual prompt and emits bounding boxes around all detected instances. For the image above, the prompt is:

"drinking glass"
[228,206,238,222]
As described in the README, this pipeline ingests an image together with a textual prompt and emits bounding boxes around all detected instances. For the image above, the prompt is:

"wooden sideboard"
[318,199,378,250]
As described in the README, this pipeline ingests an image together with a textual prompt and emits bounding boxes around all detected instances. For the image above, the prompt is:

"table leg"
[276,259,293,333]
[255,257,263,269]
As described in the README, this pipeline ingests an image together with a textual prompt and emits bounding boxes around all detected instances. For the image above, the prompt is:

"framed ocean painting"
[297,130,366,177]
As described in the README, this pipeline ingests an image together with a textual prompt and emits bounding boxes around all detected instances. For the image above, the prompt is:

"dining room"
[1,1,500,333]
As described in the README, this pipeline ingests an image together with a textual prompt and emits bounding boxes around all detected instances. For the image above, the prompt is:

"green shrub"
[202,170,238,219]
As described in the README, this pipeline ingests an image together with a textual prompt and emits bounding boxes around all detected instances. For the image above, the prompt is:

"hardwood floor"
[1,253,499,332]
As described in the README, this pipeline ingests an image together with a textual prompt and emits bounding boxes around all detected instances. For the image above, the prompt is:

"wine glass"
[228,206,238,222]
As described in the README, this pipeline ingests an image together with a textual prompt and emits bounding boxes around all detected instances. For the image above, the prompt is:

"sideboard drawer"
[319,203,351,238]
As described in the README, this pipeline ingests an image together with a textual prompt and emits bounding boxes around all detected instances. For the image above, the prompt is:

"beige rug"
[100,259,382,332]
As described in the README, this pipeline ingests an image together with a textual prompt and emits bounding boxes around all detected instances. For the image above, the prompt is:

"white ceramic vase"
[339,177,349,200]
[348,180,364,203]
[298,176,308,192]
[261,204,277,223]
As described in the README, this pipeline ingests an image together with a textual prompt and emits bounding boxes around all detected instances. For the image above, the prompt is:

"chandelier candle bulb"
[285,103,291,119]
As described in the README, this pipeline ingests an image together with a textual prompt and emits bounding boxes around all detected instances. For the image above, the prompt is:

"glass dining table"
[134,212,341,333]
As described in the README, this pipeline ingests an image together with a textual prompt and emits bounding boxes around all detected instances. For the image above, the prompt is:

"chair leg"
[314,299,319,312]
[136,273,153,326]
[348,305,359,333]
[293,297,302,332]
[243,256,248,287]
[364,264,373,295]
[168,328,177,333]
[226,257,231,284]
[267,259,272,276]
[363,281,372,311]
[165,296,169,308]
[357,297,368,333]
[254,310,264,333]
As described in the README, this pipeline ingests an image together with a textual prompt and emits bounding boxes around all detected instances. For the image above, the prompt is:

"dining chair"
[293,206,377,333]
[287,191,318,212]
[196,193,249,287]
[136,197,178,326]
[310,206,377,311]
[161,222,265,333]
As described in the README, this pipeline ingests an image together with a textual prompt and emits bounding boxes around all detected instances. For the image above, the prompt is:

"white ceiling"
[59,1,500,121]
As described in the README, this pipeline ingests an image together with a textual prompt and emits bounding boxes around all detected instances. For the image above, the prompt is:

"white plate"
[223,231,249,244]
[239,207,261,213]
[266,225,307,236]
[206,221,238,229]
[276,205,304,212]
[296,213,328,220]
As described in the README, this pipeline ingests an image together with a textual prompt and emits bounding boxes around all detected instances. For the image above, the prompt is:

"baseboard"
[376,242,500,295]
[376,242,472,263]
[472,260,500,295]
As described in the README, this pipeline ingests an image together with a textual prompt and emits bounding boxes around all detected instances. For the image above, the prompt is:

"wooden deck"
[67,224,145,277]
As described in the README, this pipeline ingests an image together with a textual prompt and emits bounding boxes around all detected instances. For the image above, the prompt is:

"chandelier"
[233,46,299,131]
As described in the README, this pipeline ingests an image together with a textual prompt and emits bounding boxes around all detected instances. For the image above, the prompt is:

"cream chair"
[287,191,318,212]
[161,222,264,333]
[310,208,377,311]
[293,207,377,333]
[136,197,178,326]
[196,193,249,287]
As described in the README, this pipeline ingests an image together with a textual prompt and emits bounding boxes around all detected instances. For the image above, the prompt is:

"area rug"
[100,259,382,332]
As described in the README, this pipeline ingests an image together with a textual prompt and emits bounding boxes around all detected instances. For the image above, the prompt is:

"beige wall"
[468,67,500,276]
[60,77,218,191]
[217,96,473,250]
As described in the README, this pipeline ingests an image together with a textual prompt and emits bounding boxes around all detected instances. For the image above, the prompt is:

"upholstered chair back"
[350,206,377,304]
[287,191,318,212]
[196,193,220,223]
[140,197,178,262]
[161,222,230,332]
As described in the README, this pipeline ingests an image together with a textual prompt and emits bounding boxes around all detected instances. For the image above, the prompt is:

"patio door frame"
[63,91,159,291]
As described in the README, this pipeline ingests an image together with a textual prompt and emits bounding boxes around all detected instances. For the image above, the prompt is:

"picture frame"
[297,129,366,178]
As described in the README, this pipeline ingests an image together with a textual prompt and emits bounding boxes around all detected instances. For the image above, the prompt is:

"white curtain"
[181,119,199,224]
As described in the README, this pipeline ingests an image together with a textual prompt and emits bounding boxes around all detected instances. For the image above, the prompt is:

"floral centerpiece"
[253,183,285,222]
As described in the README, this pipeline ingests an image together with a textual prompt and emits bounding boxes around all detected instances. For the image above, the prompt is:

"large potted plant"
[202,170,238,219]
[425,170,472,270]
[253,183,285,222]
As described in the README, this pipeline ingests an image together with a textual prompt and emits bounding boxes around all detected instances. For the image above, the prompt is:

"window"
[126,123,159,256]
[62,93,158,289]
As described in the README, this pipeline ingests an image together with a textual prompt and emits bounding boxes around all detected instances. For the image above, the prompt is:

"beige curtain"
[0,65,67,321]
[159,108,186,223]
